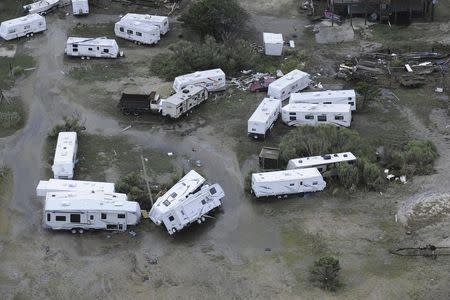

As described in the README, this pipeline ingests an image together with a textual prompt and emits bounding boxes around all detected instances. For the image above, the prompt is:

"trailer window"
[136,32,142,37]
[163,200,171,207]
[47,213,51,222]
[210,187,217,195]
[323,102,332,104]
[348,102,354,106]
[305,115,314,120]
[119,27,124,32]
[72,47,78,52]
[127,29,133,34]
[24,25,30,29]
[90,215,94,220]
[103,49,109,53]
[55,216,66,222]
[70,214,81,223]
[335,115,344,120]
[168,216,174,222]
[118,214,125,219]
[318,115,327,122]
[289,112,296,115]
[290,116,296,121]
[289,183,294,186]
[348,97,352,100]
[101,213,107,220]
[88,48,93,51]
[313,181,318,185]
[170,192,177,199]
[300,181,303,185]
[8,29,16,33]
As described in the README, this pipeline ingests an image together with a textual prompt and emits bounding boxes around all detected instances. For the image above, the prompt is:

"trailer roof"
[252,168,322,182]
[44,192,139,212]
[174,68,225,85]
[66,37,117,47]
[290,90,356,102]
[248,98,281,123]
[53,132,77,164]
[263,32,283,44]
[282,103,351,113]
[0,14,44,27]
[115,18,160,32]
[162,85,205,106]
[122,13,168,23]
[37,179,115,197]
[269,69,310,89]
[288,152,357,169]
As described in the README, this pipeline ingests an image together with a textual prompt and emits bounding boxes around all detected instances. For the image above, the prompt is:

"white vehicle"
[44,192,141,232]
[282,103,352,127]
[251,168,326,198]
[263,32,283,56]
[121,13,169,35]
[114,18,160,45]
[290,90,357,111]
[268,69,311,100]
[160,85,208,118]
[23,0,59,15]
[72,0,89,16]
[287,152,357,173]
[52,132,78,180]
[173,68,226,93]
[247,97,281,139]
[65,37,122,59]
[150,183,224,235]
[0,14,46,41]
[36,179,115,197]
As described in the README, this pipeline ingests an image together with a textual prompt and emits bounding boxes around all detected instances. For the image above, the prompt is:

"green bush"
[355,81,380,110]
[48,115,86,139]
[116,172,149,208]
[310,256,342,291]
[335,162,359,192]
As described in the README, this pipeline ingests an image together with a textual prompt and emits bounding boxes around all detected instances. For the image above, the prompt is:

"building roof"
[269,69,310,89]
[36,179,115,197]
[290,90,356,103]
[282,103,351,113]
[53,132,77,165]
[252,168,322,183]
[66,37,118,47]
[162,85,205,106]
[44,192,140,212]
[174,68,225,85]
[287,152,357,169]
[122,13,168,24]
[259,147,280,160]
[263,32,283,44]
[0,14,44,27]
[248,98,281,123]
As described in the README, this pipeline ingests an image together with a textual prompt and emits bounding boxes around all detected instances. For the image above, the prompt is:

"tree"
[310,256,342,291]
[355,81,380,110]
[180,0,249,41]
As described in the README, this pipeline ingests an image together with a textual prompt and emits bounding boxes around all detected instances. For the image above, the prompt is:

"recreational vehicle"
[0,14,46,41]
[160,85,208,118]
[263,32,283,56]
[121,13,169,35]
[52,132,78,180]
[23,0,59,15]
[267,69,311,100]
[289,90,357,111]
[251,168,326,198]
[173,69,226,92]
[36,179,115,197]
[44,192,141,232]
[281,103,352,127]
[247,97,281,139]
[149,183,224,235]
[72,0,89,16]
[65,37,122,59]
[287,152,357,173]
[114,18,160,45]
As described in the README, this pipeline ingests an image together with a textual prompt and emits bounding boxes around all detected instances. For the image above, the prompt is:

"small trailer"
[268,69,311,100]
[23,0,59,15]
[52,132,78,180]
[173,68,226,93]
[65,37,123,59]
[160,85,208,118]
[287,152,357,173]
[289,90,357,111]
[117,91,160,115]
[251,168,326,198]
[149,183,224,235]
[36,179,115,197]
[44,192,141,233]
[281,103,352,127]
[263,32,283,56]
[114,18,160,45]
[121,13,169,35]
[247,97,281,139]
[72,0,89,16]
[0,14,46,41]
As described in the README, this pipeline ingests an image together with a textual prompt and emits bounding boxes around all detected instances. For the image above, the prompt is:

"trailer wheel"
[26,34,30,38]
[201,216,206,222]
[71,229,77,234]
[78,229,84,234]
[197,219,202,224]
[171,227,176,234]
[81,56,85,60]
[30,33,33,37]
[86,56,90,60]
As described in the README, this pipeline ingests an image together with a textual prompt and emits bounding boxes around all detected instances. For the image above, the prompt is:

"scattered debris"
[390,245,450,258]
[121,125,132,132]
[167,152,173,156]
[195,160,202,167]
[435,87,444,93]
[129,230,137,237]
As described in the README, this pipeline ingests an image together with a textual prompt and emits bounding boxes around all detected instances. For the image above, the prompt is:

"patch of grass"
[69,23,116,39]
[0,0,22,20]
[0,167,12,235]
[0,54,35,89]
[67,61,132,82]
[0,98,26,138]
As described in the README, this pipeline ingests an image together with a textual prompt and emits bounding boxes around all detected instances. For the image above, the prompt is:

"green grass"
[0,0,23,20]
[69,23,116,39]
[0,99,26,138]
[0,54,35,89]
[67,61,132,82]
[0,167,12,235]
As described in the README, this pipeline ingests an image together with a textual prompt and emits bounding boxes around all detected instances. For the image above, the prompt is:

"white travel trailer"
[36,179,115,197]
[173,69,226,92]
[72,0,89,16]
[251,168,326,198]
[268,69,311,100]
[44,192,141,232]
[114,18,160,45]
[52,132,78,180]
[65,37,122,59]
[0,14,46,41]
[282,103,352,127]
[287,152,357,173]
[23,0,59,15]
[160,85,208,118]
[121,13,169,35]
[290,90,357,111]
[149,183,224,235]
[263,32,283,56]
[247,97,281,139]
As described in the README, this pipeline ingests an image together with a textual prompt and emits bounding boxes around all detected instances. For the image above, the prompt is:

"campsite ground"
[0,0,450,299]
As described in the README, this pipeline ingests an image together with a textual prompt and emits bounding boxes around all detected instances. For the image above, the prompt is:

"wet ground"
[0,1,450,299]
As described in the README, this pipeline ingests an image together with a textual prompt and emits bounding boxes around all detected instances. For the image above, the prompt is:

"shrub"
[48,115,86,139]
[180,0,249,41]
[355,81,380,110]
[335,162,359,192]
[116,172,149,208]
[310,256,342,291]
[358,158,385,190]
[11,66,24,77]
